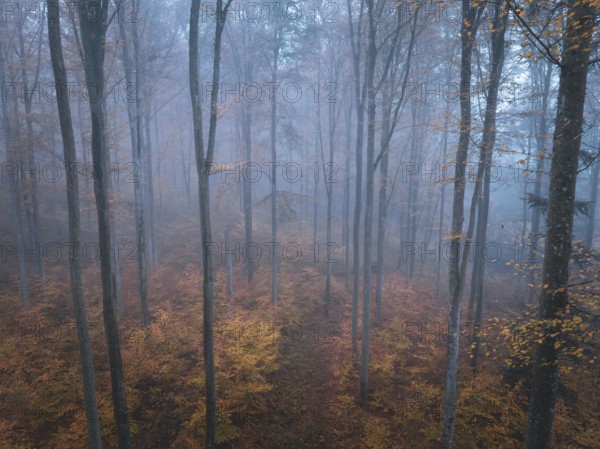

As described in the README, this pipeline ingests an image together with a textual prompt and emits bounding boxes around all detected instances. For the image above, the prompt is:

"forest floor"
[0,260,599,449]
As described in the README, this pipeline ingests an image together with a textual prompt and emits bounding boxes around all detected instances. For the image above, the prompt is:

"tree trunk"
[375,95,390,325]
[0,27,30,309]
[225,225,234,303]
[468,2,509,369]
[270,38,279,307]
[528,61,553,304]
[436,117,449,300]
[347,0,366,358]
[525,2,595,447]
[189,1,231,446]
[359,0,377,402]
[46,2,103,446]
[585,154,599,250]
[144,97,157,268]
[18,20,45,295]
[118,5,149,326]
[242,67,254,283]
[407,104,420,281]
[441,1,483,446]
[77,2,132,447]
[344,102,352,288]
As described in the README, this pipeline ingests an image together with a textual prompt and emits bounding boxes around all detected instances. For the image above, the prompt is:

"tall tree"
[441,1,485,447]
[77,1,132,447]
[229,26,257,283]
[359,0,378,401]
[270,28,280,308]
[46,1,102,446]
[0,24,29,310]
[525,1,597,447]
[347,0,366,357]
[527,60,553,304]
[468,1,510,369]
[118,1,150,326]
[17,17,45,294]
[189,0,232,446]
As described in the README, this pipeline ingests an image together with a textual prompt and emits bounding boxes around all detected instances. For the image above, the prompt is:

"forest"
[0,0,599,448]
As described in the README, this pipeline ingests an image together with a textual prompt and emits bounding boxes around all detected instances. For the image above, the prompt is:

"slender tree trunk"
[585,155,599,250]
[190,1,231,446]
[528,62,553,304]
[375,93,391,324]
[441,1,482,446]
[525,2,595,447]
[436,117,449,300]
[0,29,30,308]
[468,2,509,369]
[407,105,420,281]
[242,73,254,283]
[359,0,377,402]
[18,20,45,295]
[344,103,352,288]
[46,2,103,446]
[118,5,149,326]
[225,225,234,303]
[347,0,366,358]
[144,100,157,267]
[77,2,132,447]
[270,39,279,307]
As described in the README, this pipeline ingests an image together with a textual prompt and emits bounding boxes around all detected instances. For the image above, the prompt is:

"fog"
[0,1,599,448]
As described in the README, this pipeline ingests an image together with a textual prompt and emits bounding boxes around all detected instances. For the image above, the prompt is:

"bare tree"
[118,1,149,326]
[46,1,102,446]
[189,0,232,446]
[77,1,132,446]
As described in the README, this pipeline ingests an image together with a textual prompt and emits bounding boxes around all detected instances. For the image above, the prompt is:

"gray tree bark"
[468,2,509,370]
[189,1,232,446]
[118,5,149,326]
[441,1,483,446]
[46,2,103,446]
[77,1,132,446]
[525,1,596,447]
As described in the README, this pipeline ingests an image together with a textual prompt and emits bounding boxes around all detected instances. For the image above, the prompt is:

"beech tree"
[189,0,233,445]
[46,1,102,447]
[524,1,597,447]
[77,1,132,446]
[442,1,485,447]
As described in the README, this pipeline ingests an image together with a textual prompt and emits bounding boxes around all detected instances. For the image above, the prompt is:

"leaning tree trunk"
[77,1,132,447]
[525,1,595,448]
[468,1,509,369]
[46,2,103,446]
